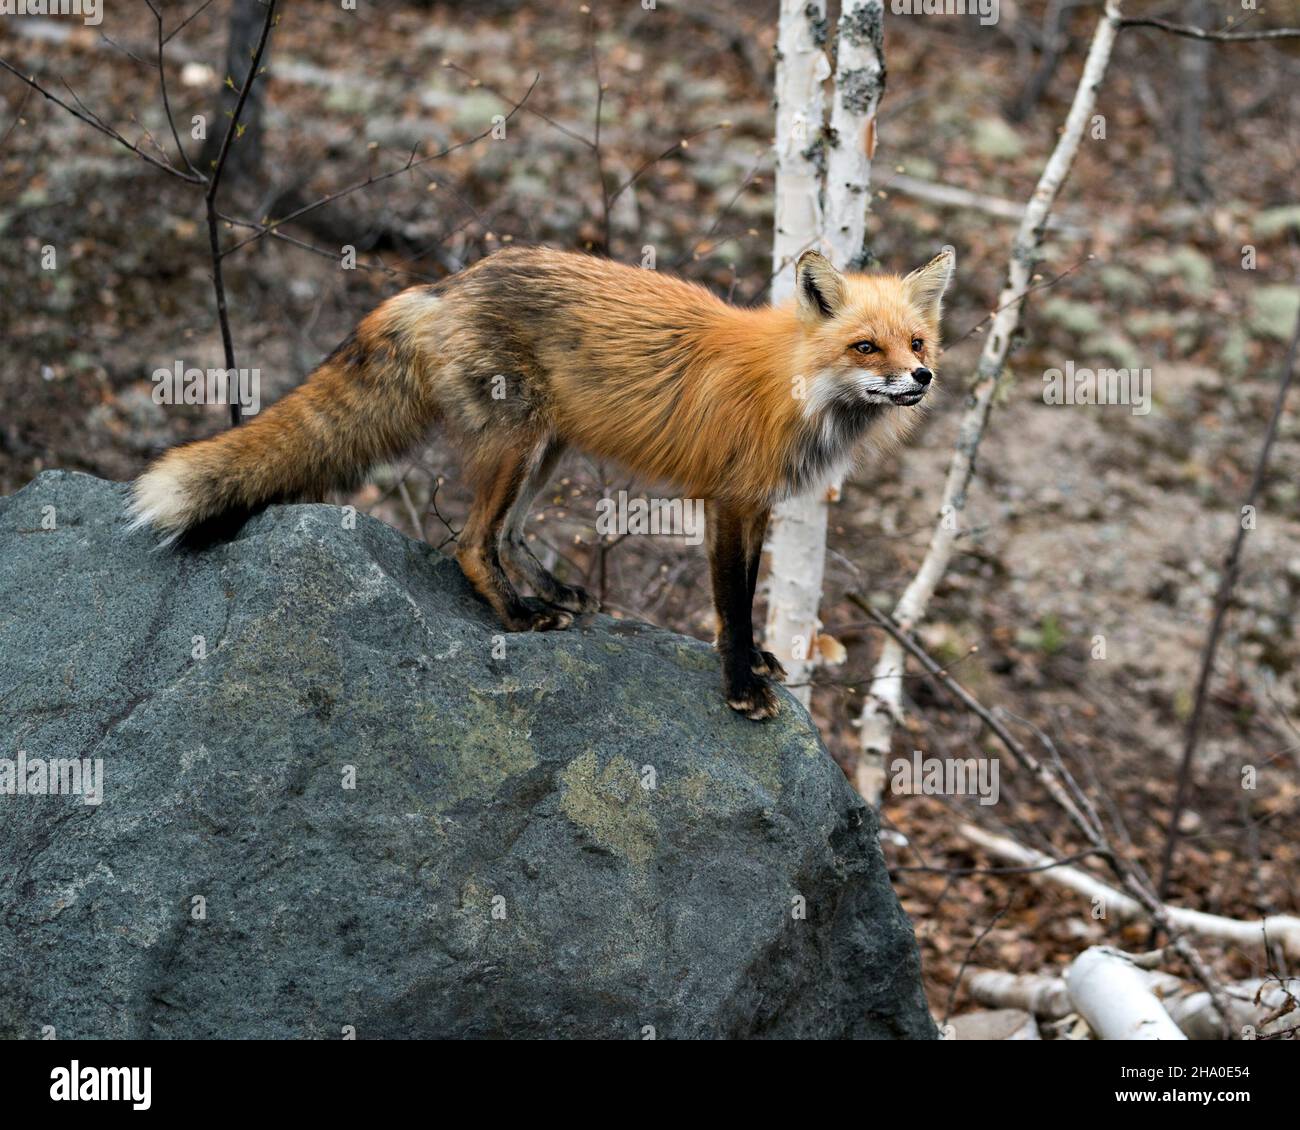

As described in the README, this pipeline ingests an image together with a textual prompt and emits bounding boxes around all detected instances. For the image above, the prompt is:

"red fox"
[130,246,953,719]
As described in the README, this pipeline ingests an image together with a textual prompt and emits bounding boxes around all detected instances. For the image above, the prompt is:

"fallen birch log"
[958,823,1300,958]
[970,967,1297,1039]
[1166,979,1300,1041]
[967,969,1073,1019]
[884,172,1091,239]
[1066,947,1187,1040]
[949,1008,1041,1040]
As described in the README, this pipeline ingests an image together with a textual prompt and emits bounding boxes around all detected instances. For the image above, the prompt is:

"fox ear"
[795,250,847,320]
[903,246,956,321]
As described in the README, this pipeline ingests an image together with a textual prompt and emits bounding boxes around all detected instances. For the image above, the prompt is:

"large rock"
[0,471,933,1040]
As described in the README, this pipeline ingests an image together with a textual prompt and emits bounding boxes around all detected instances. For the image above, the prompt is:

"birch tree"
[765,1,885,706]
[855,1,1124,803]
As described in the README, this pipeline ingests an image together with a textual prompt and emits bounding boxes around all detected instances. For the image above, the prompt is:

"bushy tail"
[128,293,441,544]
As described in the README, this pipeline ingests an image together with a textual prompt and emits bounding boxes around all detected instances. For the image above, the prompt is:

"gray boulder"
[0,471,934,1040]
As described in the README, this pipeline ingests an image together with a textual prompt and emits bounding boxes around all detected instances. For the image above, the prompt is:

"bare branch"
[163,0,221,47]
[147,0,200,180]
[205,0,277,207]
[219,73,540,258]
[0,79,31,153]
[215,210,438,282]
[849,595,1239,1026]
[606,123,728,209]
[442,61,590,147]
[0,58,202,184]
[854,0,1125,802]
[1156,294,1300,900]
[1119,16,1300,42]
[204,0,279,427]
[848,596,1099,834]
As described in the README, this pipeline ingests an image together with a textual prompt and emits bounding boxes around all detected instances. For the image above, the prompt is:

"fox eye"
[851,341,878,355]
[911,338,924,353]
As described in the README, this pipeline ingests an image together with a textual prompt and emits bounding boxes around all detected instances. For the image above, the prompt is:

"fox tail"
[128,291,440,544]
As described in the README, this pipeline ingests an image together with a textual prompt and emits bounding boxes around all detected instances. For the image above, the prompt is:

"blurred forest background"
[1,0,1298,1029]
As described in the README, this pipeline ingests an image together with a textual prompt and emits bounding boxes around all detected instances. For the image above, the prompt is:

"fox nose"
[912,367,933,386]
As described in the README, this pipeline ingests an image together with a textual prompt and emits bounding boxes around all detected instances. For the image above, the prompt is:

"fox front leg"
[741,505,786,682]
[707,502,779,721]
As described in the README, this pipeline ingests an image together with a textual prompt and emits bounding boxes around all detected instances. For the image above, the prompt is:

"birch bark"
[764,2,884,706]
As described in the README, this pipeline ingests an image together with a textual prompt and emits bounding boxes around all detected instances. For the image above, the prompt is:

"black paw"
[505,598,575,632]
[545,582,600,615]
[726,673,780,721]
[751,648,788,682]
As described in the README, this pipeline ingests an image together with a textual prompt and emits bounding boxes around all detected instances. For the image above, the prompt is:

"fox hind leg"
[499,438,599,615]
[457,440,573,632]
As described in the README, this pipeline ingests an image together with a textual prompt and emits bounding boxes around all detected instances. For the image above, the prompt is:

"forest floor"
[2,1,1299,1028]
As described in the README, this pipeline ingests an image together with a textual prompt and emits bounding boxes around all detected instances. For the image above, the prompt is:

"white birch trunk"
[854,1,1124,801]
[1067,947,1187,1040]
[764,2,883,706]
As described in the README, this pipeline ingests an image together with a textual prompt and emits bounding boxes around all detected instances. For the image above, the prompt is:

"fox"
[129,245,953,720]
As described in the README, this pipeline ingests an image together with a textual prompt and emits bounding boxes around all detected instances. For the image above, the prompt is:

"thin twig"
[1119,16,1300,42]
[1156,295,1300,900]
[164,0,221,47]
[146,0,199,179]
[850,595,1236,1031]
[205,0,279,426]
[0,58,202,183]
[219,74,540,258]
[944,894,1015,1027]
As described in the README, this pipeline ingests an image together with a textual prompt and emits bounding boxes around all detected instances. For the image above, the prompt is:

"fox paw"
[726,676,780,721]
[507,599,574,632]
[751,649,788,681]
[529,608,573,631]
[546,582,600,615]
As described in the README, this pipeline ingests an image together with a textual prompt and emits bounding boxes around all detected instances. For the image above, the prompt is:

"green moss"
[1255,205,1300,240]
[1098,265,1150,302]
[1144,248,1215,297]
[549,645,599,691]
[428,691,539,803]
[1219,324,1253,377]
[672,643,717,673]
[559,751,657,868]
[1042,298,1105,338]
[1124,312,1175,339]
[1082,330,1139,365]
[971,117,1024,160]
[1248,286,1300,342]
[1017,614,1065,656]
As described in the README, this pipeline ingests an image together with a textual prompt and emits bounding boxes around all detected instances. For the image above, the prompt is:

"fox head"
[792,247,954,412]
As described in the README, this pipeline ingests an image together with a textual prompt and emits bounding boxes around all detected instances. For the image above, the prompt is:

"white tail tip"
[126,464,193,545]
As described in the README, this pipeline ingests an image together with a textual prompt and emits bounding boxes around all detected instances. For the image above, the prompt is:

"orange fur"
[128,245,953,697]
